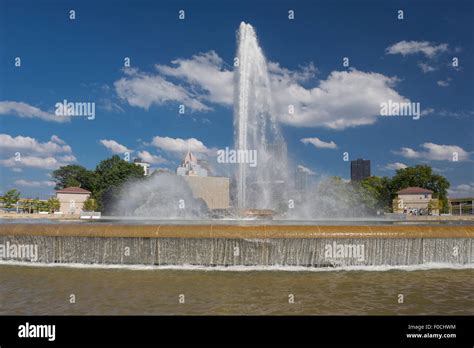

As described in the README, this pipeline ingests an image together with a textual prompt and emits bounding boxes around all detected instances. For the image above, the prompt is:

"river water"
[1,264,472,315]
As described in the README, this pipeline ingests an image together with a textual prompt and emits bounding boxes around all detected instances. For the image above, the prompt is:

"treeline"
[0,189,61,213]
[2,160,451,215]
[357,165,450,213]
[52,155,145,212]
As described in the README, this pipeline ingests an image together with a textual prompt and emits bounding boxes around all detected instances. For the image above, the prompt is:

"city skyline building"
[295,166,309,191]
[133,158,151,176]
[351,158,371,181]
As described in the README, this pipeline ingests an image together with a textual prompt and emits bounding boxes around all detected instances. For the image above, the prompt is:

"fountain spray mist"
[234,22,289,210]
[110,22,375,220]
[111,172,208,219]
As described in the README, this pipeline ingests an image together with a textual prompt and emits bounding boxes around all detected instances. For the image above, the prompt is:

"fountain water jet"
[234,22,289,211]
[109,22,374,219]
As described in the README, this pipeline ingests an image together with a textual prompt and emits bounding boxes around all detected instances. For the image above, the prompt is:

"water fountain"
[234,22,289,212]
[109,22,371,219]
[113,22,291,218]
[0,23,472,270]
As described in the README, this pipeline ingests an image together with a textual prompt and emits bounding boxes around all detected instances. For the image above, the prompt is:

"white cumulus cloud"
[384,162,408,170]
[301,137,338,149]
[0,134,76,171]
[114,68,211,112]
[50,135,66,145]
[418,62,437,73]
[0,134,72,155]
[394,143,470,161]
[136,150,167,164]
[99,139,131,154]
[151,136,209,154]
[14,179,56,188]
[437,79,451,87]
[0,101,69,123]
[385,41,449,58]
[448,183,474,198]
[155,51,233,105]
[275,69,408,129]
[0,155,76,170]
[114,51,410,130]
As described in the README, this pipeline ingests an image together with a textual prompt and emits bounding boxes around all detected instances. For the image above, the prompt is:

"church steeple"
[182,149,197,165]
[177,150,207,177]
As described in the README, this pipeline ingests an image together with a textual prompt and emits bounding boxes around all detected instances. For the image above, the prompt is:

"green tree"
[52,165,96,191]
[428,199,440,213]
[19,199,33,213]
[391,165,450,213]
[83,198,98,211]
[94,155,145,211]
[37,200,49,212]
[47,197,60,213]
[26,198,41,213]
[27,199,35,213]
[314,176,378,216]
[1,189,21,209]
[359,176,393,212]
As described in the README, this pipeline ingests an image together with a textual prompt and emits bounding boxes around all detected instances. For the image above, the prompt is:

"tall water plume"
[234,22,289,210]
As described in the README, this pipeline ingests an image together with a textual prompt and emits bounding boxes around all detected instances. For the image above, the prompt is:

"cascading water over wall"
[0,235,471,267]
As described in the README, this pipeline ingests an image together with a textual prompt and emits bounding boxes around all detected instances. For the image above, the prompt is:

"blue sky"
[0,0,473,198]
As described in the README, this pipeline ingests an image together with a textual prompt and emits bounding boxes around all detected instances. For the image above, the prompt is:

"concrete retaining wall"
[0,223,473,239]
